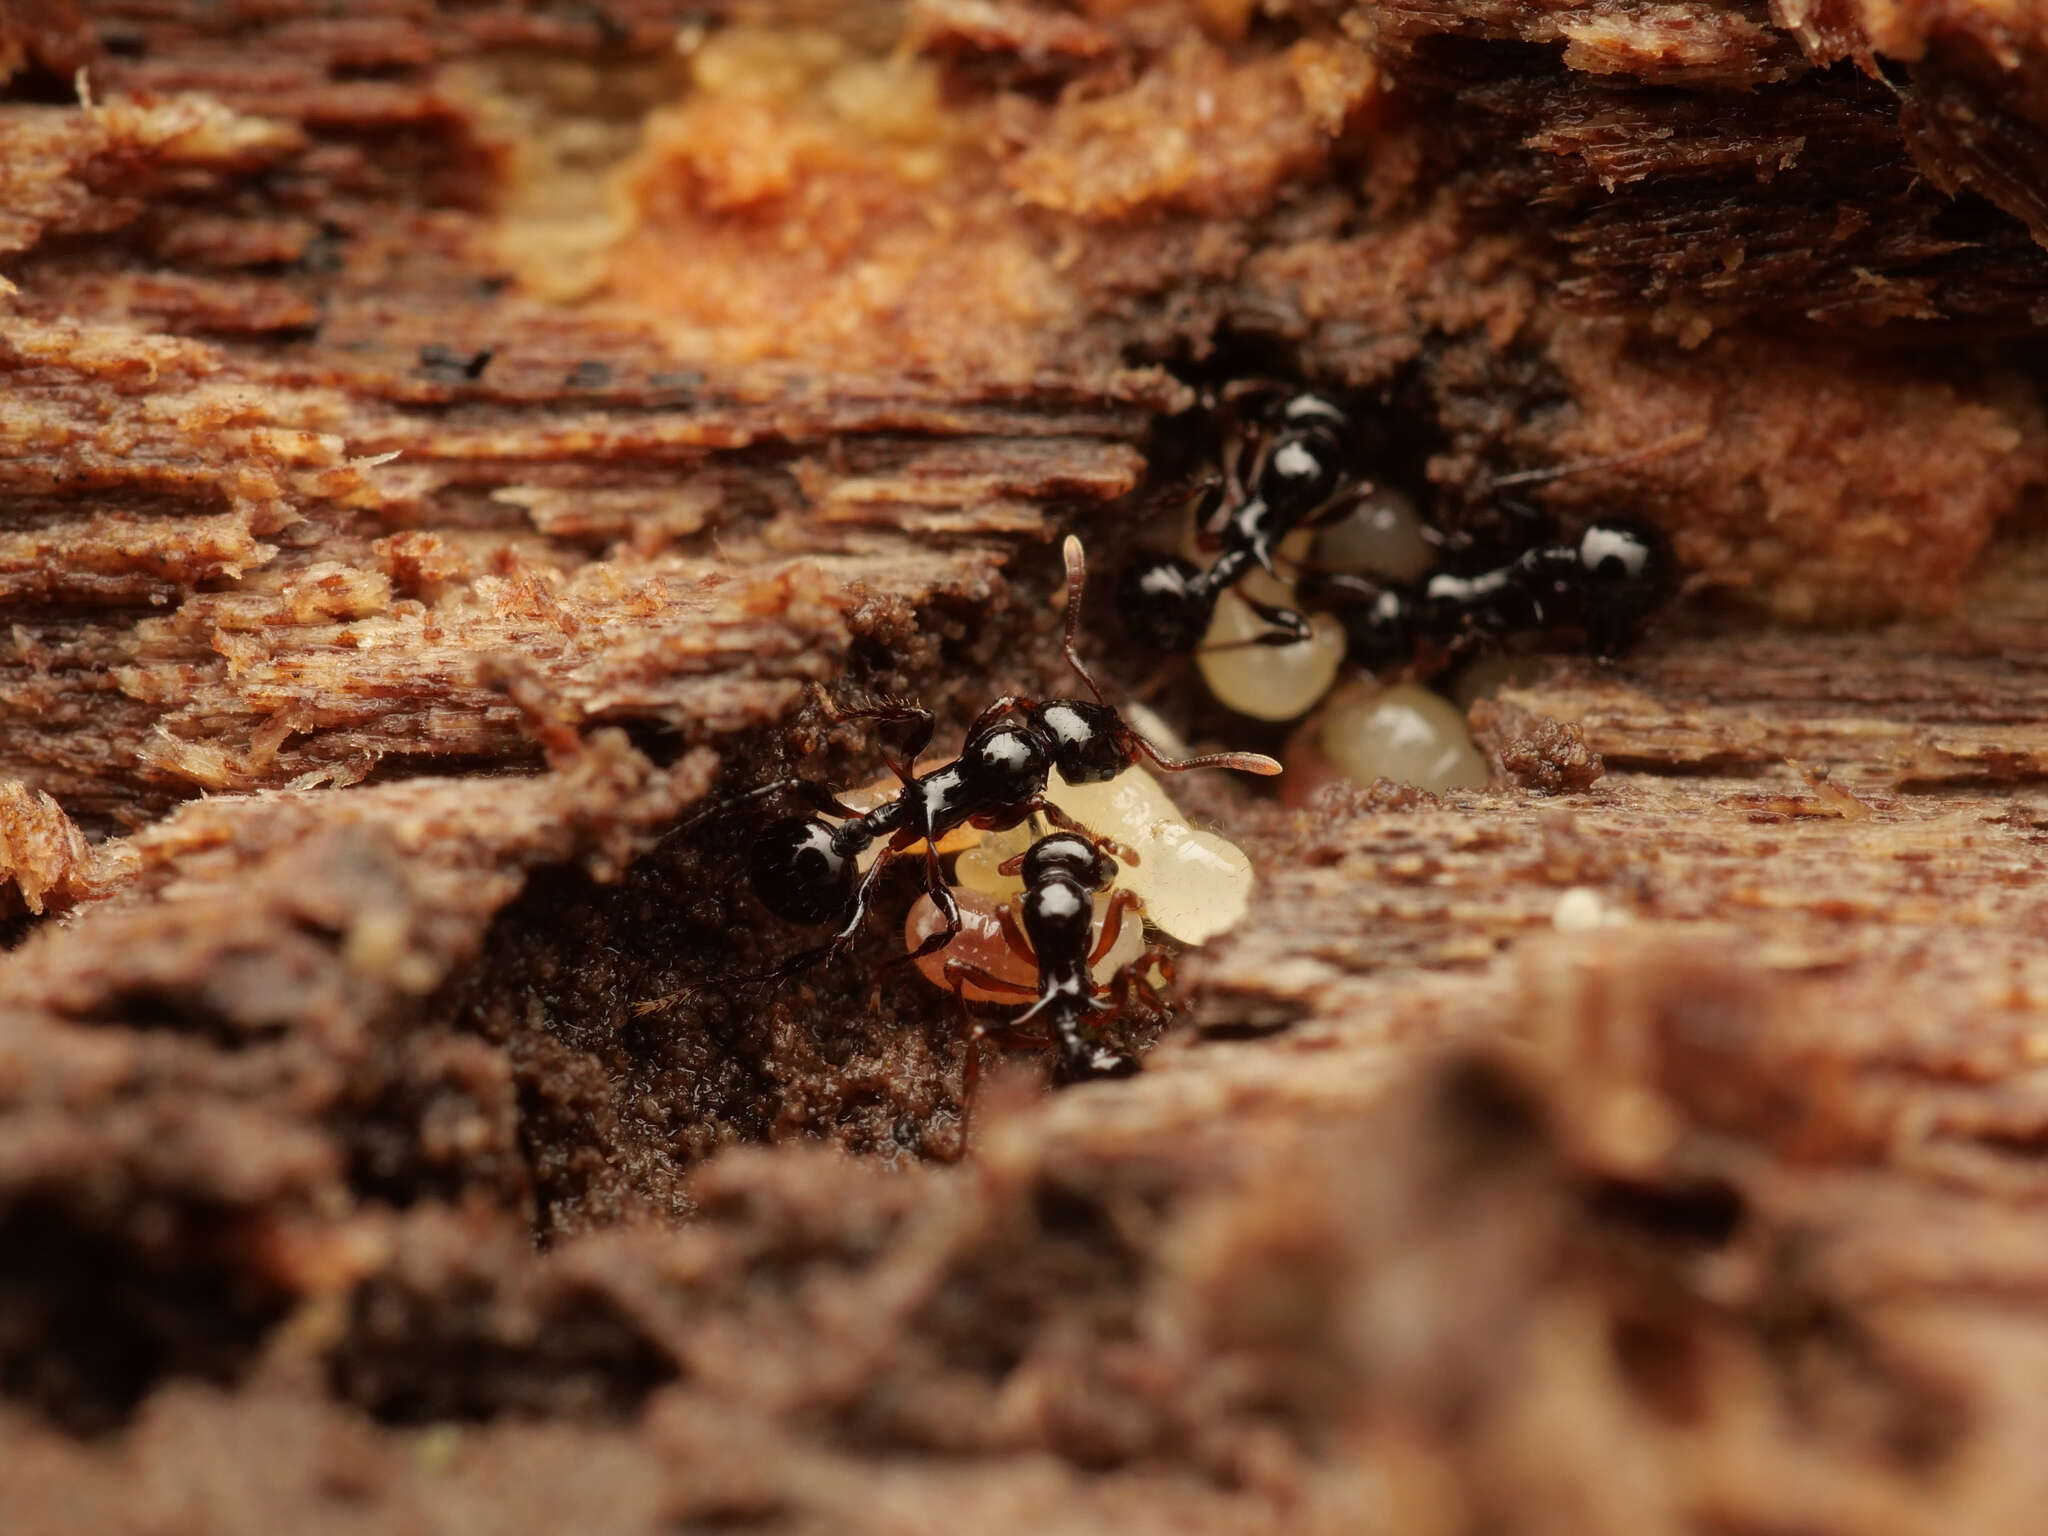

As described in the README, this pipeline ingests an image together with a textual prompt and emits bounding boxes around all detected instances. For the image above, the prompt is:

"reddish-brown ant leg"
[1112,949,1176,1018]
[941,957,1038,1002]
[807,687,938,788]
[994,901,1035,970]
[901,838,956,966]
[1032,799,1094,838]
[1088,888,1143,968]
[958,692,1035,744]
[947,958,1045,1156]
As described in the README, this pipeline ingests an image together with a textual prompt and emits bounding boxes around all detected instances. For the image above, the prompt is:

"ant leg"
[1238,594,1313,645]
[993,901,1036,970]
[1112,949,1177,1017]
[961,693,1034,745]
[1479,426,1708,492]
[671,776,809,836]
[941,957,1038,1002]
[900,864,962,968]
[754,845,897,981]
[1016,796,1095,839]
[1088,888,1143,968]
[952,989,987,1159]
[808,686,942,787]
[945,960,1042,1157]
[1189,477,1234,540]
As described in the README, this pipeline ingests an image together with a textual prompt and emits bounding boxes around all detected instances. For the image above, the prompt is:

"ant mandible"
[920,828,1167,1083]
[747,535,1280,977]
[1118,388,1358,655]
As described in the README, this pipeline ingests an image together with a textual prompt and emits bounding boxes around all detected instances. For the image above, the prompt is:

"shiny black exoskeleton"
[1316,518,1676,673]
[943,831,1157,1081]
[748,536,1279,975]
[1119,390,1358,653]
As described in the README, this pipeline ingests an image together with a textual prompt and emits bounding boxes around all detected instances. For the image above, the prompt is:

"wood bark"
[8,3,2048,1532]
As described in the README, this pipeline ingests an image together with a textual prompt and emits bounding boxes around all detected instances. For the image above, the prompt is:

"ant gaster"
[1119,390,1356,654]
[748,536,1279,974]
[936,829,1164,1083]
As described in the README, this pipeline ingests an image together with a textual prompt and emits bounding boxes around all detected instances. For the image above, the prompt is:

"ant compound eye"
[749,816,855,925]
[1119,557,1211,653]
[1034,700,1129,784]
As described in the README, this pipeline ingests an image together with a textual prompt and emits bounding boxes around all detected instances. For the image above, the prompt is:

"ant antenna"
[1479,427,1708,492]
[671,776,807,836]
[1131,733,1282,778]
[1061,534,1117,712]
[1061,534,1281,778]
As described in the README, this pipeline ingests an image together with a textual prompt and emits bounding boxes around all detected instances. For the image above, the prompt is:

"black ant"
[1122,385,1691,670]
[1118,388,1361,654]
[926,828,1167,1084]
[744,535,1279,978]
[1305,517,1675,673]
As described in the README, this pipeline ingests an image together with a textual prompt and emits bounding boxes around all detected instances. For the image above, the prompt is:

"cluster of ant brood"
[702,398,1678,1091]
[1118,384,1676,794]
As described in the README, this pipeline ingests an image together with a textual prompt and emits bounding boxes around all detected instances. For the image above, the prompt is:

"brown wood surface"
[10,3,2048,1533]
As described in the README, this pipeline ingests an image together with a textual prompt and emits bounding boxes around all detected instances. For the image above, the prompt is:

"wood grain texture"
[9,2,2048,1533]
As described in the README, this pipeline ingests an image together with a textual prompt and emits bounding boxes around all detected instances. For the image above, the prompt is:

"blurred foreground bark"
[8,3,2048,1533]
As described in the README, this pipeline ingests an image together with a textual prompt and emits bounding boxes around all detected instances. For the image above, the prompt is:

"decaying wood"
[10,2,2048,1534]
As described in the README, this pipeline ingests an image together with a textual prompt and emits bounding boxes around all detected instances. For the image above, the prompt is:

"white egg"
[1196,587,1348,722]
[1311,485,1433,583]
[1320,682,1488,792]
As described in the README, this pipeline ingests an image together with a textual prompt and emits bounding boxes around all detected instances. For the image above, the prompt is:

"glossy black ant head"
[1027,699,1135,785]
[957,719,1053,804]
[750,815,857,925]
[1118,555,1211,653]
[1019,830,1115,892]
[1574,518,1676,656]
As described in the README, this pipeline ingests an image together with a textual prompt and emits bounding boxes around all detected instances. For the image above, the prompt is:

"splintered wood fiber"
[7,3,2048,1534]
